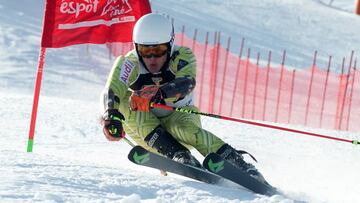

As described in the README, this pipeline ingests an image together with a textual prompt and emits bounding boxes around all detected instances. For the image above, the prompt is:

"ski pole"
[124,137,136,147]
[150,103,360,146]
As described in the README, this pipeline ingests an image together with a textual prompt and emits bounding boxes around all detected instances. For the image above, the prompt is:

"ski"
[203,152,278,196]
[128,145,222,184]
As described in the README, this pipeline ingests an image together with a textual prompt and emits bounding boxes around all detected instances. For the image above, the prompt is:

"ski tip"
[265,186,279,196]
[128,145,150,164]
[202,152,222,172]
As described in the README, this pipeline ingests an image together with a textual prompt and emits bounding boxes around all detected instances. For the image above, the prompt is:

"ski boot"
[144,125,202,168]
[216,144,267,184]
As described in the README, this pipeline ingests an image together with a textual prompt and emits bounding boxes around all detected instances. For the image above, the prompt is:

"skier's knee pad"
[144,125,189,159]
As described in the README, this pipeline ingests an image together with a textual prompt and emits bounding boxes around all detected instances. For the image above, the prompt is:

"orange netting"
[107,32,359,132]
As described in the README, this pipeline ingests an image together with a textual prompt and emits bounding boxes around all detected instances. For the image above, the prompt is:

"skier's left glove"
[129,85,163,112]
[101,109,125,141]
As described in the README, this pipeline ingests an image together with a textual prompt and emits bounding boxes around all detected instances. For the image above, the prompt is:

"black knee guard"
[144,125,189,159]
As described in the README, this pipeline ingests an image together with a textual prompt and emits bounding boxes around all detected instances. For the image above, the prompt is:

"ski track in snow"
[1,0,360,202]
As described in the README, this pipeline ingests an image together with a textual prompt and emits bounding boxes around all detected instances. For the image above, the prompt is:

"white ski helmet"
[133,13,175,55]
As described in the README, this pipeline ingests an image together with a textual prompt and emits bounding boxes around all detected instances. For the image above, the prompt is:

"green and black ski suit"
[103,45,225,156]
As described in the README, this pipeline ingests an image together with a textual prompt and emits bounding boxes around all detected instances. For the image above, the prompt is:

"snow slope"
[1,0,360,202]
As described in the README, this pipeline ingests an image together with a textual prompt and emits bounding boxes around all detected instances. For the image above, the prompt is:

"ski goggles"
[137,43,168,58]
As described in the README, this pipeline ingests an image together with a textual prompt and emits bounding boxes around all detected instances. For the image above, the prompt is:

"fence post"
[219,37,231,114]
[191,28,198,105]
[208,31,219,113]
[191,29,198,51]
[346,59,357,130]
[208,31,216,113]
[275,50,286,123]
[335,57,346,129]
[305,51,318,126]
[107,43,111,61]
[288,70,296,124]
[251,52,261,120]
[180,25,185,46]
[263,51,272,121]
[320,56,332,128]
[230,38,245,117]
[241,48,251,118]
[338,50,354,130]
[214,32,221,113]
[120,42,124,56]
[198,32,209,110]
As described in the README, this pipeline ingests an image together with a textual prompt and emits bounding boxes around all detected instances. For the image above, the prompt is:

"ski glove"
[129,85,163,112]
[102,109,125,141]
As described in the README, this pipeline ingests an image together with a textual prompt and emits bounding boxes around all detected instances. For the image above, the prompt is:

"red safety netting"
[107,32,359,132]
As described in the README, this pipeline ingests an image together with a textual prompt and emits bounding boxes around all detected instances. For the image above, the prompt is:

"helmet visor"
[137,43,168,58]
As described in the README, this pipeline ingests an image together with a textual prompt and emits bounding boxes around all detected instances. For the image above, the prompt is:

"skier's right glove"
[101,109,125,141]
[129,85,163,112]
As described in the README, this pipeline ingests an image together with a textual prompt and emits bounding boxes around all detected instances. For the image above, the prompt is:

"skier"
[100,13,265,183]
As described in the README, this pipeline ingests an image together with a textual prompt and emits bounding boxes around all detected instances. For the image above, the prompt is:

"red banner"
[41,0,151,48]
